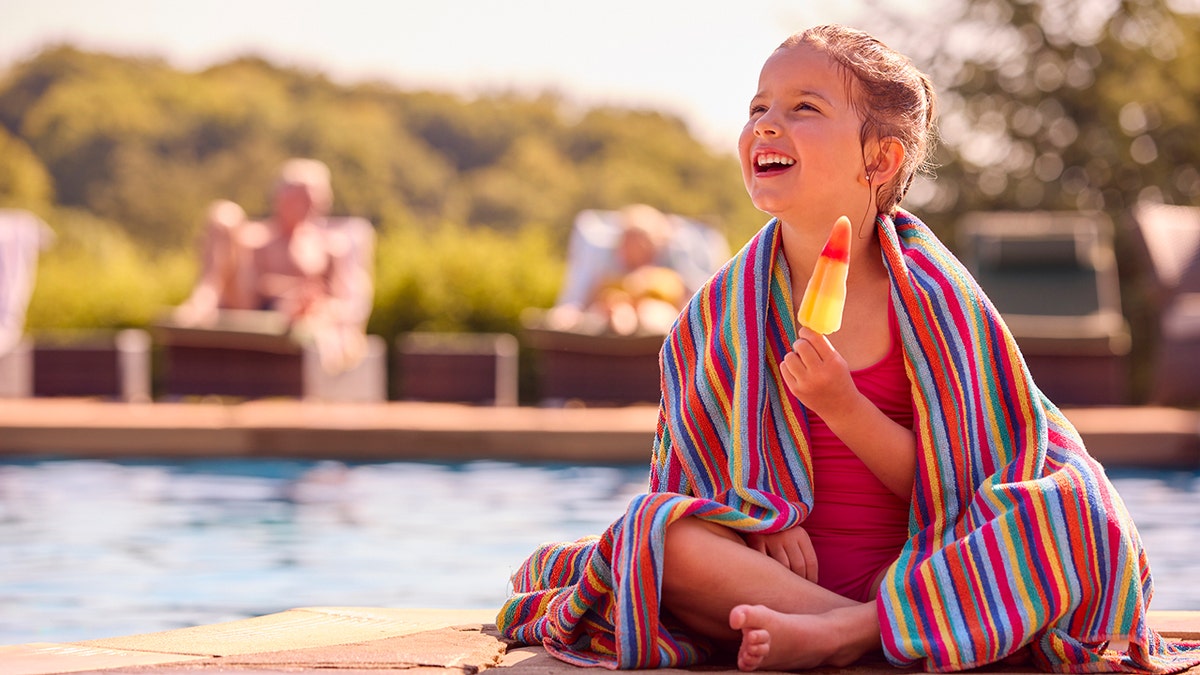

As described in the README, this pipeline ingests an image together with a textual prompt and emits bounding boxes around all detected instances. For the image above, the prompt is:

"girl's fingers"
[746,533,768,557]
[781,352,800,376]
[795,327,833,358]
[769,541,803,577]
[791,337,820,367]
[781,544,806,579]
[798,533,819,583]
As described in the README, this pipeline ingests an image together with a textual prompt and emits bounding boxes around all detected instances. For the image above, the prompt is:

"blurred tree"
[395,91,563,174]
[866,0,1200,235]
[286,97,453,227]
[860,0,1200,400]
[0,125,53,208]
[0,46,755,250]
[465,134,584,230]
[26,208,195,330]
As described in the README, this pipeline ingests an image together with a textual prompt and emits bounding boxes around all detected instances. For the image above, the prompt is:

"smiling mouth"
[754,152,795,175]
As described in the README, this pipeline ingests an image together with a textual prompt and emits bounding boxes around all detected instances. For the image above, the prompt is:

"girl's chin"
[747,184,797,210]
[749,196,794,217]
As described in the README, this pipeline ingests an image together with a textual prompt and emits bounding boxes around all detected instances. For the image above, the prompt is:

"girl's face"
[739,44,869,225]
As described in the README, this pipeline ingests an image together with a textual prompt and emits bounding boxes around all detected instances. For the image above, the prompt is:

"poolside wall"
[0,399,1195,469]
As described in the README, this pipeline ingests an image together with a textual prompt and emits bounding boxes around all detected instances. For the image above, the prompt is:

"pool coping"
[4,607,1199,675]
[0,399,1197,468]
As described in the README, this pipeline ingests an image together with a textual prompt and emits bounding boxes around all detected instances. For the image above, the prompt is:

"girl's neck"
[780,214,878,269]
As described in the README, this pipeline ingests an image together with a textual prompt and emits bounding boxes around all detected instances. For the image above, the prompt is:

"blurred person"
[547,204,689,335]
[173,158,372,373]
[0,210,52,357]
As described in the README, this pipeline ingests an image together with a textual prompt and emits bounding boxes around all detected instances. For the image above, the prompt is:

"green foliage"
[370,220,563,338]
[0,125,53,208]
[865,0,1200,232]
[860,0,1200,400]
[25,208,195,330]
[0,47,754,251]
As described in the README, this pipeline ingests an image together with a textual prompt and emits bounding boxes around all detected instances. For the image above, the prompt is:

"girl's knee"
[663,517,744,583]
[666,516,741,547]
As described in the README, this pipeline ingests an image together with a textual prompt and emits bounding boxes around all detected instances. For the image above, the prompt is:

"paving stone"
[8,612,1200,675]
[77,608,494,658]
[214,626,506,670]
[0,642,205,675]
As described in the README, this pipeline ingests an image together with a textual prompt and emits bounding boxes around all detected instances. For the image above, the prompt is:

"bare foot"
[729,605,823,671]
[728,603,878,671]
[732,618,772,670]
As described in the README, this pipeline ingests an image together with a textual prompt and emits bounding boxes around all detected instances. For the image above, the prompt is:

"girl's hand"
[780,327,857,418]
[744,527,818,583]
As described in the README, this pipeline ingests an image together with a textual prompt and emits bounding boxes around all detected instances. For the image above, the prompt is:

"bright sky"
[0,0,893,151]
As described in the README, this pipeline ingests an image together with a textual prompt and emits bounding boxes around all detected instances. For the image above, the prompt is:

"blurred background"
[0,0,1198,400]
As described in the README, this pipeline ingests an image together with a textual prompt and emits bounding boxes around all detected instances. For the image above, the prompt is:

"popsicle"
[796,215,852,334]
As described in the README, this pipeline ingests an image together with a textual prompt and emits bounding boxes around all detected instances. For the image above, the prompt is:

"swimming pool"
[0,458,1196,646]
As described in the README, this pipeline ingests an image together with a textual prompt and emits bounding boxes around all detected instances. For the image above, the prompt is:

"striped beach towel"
[497,210,1200,673]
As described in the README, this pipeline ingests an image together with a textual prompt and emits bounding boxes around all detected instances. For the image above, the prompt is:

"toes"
[729,604,749,630]
[746,628,770,651]
[737,627,771,671]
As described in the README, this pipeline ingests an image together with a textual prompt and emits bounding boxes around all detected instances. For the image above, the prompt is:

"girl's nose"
[753,112,779,138]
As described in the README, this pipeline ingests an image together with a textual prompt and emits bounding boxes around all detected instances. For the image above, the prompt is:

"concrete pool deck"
[3,607,1200,675]
[1,399,1198,674]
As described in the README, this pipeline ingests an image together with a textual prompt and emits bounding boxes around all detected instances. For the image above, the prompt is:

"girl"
[498,25,1200,673]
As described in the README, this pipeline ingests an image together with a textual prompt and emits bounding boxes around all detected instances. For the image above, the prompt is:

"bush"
[370,220,563,341]
[26,208,194,332]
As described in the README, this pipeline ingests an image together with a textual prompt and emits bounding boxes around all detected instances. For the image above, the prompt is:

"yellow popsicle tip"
[796,216,852,335]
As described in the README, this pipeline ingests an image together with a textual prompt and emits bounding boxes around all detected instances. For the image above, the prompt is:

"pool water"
[0,459,1196,646]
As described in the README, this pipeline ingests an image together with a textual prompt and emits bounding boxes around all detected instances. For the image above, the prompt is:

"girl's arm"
[780,328,916,499]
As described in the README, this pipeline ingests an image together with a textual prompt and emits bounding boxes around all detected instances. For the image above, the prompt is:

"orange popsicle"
[796,216,852,334]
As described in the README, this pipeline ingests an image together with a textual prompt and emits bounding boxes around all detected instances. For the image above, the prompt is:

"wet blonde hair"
[781,25,938,213]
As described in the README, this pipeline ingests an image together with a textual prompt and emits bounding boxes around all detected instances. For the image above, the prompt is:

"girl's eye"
[795,102,818,112]
[749,104,767,116]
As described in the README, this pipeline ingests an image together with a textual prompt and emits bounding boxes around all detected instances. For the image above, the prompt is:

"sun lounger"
[395,332,519,406]
[155,216,385,402]
[154,309,386,402]
[958,211,1131,405]
[525,210,728,406]
[1131,202,1200,405]
[522,310,665,406]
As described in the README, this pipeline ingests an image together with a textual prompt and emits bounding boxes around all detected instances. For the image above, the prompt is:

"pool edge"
[0,399,1196,468]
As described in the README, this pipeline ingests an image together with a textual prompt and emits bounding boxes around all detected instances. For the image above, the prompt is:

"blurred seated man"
[547,204,688,336]
[173,158,373,373]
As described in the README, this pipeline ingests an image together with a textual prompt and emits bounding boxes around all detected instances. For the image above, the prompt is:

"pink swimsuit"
[799,306,913,603]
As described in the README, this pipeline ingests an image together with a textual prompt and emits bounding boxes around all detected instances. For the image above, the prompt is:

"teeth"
[757,153,795,167]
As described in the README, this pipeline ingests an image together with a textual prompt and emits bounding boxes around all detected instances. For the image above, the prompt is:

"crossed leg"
[660,516,882,671]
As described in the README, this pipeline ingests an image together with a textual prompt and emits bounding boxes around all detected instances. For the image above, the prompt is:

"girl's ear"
[865,137,905,185]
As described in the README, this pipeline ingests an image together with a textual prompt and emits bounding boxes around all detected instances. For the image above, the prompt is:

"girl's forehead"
[756,44,851,101]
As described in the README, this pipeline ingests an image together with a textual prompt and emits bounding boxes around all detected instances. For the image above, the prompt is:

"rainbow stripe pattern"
[497,211,1200,672]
